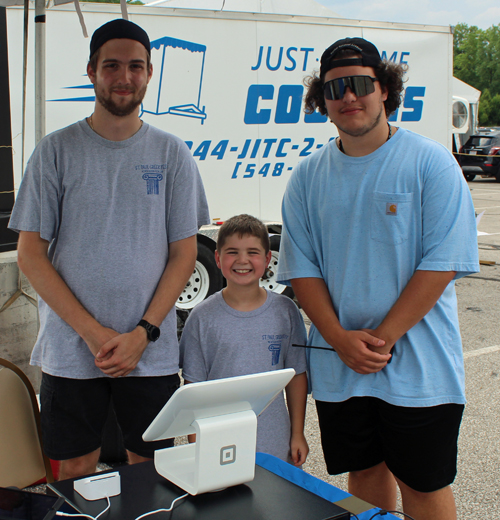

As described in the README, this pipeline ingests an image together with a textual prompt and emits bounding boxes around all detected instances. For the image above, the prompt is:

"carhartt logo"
[220,445,236,465]
[386,203,398,216]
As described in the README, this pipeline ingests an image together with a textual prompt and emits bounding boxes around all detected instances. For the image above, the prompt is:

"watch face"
[150,326,160,341]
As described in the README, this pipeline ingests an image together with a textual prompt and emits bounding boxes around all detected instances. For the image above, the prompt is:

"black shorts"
[316,397,464,493]
[40,372,179,460]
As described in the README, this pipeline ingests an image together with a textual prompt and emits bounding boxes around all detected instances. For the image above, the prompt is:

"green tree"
[454,23,484,87]
[454,23,500,125]
[488,93,500,126]
[480,26,500,95]
[478,88,492,125]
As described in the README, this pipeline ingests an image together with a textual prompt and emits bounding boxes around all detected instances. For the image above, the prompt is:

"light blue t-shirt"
[277,127,479,407]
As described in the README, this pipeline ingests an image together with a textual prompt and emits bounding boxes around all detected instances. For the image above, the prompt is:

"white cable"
[95,497,111,520]
[134,492,189,520]
[55,492,188,520]
[56,514,94,520]
[56,496,111,520]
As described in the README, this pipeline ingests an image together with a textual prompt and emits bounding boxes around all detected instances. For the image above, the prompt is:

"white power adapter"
[73,471,121,501]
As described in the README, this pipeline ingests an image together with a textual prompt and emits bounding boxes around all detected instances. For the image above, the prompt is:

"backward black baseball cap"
[320,37,381,77]
[90,19,151,59]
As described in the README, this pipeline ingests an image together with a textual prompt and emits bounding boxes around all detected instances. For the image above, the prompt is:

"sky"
[315,0,500,30]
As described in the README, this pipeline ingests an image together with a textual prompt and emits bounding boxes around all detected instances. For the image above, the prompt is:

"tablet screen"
[0,487,65,520]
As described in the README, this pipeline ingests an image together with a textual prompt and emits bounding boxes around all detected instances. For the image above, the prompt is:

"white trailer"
[452,77,481,153]
[5,1,464,311]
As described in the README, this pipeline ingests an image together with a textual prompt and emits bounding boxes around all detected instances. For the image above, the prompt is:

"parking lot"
[301,177,500,518]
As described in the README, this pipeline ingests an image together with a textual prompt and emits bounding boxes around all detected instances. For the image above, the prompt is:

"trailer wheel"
[260,235,294,299]
[176,243,223,310]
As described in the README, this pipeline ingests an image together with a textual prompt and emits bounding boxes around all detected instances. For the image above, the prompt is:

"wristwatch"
[137,319,161,342]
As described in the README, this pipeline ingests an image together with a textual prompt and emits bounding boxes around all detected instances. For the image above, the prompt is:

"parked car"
[476,126,500,132]
[458,132,500,182]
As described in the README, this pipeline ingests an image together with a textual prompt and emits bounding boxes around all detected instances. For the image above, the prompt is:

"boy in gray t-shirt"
[180,215,308,465]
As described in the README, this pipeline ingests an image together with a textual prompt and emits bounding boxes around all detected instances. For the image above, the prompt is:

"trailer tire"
[176,243,223,310]
[260,235,294,299]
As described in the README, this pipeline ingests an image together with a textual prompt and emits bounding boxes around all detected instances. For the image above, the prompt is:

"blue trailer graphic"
[50,36,207,124]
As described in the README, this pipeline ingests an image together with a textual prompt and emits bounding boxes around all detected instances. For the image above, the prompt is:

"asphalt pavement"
[301,177,500,518]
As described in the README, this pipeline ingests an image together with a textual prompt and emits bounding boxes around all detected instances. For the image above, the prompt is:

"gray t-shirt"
[9,119,210,378]
[180,290,307,461]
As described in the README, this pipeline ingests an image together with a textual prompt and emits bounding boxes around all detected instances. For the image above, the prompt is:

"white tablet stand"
[143,369,295,495]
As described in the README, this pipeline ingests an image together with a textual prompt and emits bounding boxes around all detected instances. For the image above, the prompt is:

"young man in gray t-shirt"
[180,215,308,465]
[9,19,209,480]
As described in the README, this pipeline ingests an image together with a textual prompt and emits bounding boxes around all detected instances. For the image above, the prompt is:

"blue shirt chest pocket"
[370,191,414,245]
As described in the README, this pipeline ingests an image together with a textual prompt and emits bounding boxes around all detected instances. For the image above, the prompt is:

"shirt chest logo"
[142,173,163,195]
[268,344,282,366]
[136,164,167,195]
[262,334,288,366]
[386,202,398,216]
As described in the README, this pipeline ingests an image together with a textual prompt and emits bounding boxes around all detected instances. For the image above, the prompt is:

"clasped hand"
[87,326,149,378]
[332,329,392,375]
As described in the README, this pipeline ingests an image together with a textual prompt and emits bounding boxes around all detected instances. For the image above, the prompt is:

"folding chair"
[0,358,54,488]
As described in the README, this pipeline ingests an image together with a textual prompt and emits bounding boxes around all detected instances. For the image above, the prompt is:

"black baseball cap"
[90,19,151,59]
[320,37,381,77]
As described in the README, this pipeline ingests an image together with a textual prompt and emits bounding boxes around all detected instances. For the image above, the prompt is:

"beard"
[334,101,385,138]
[95,84,148,117]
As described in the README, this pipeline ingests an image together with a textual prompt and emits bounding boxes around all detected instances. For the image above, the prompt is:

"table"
[48,460,351,520]
[255,454,400,520]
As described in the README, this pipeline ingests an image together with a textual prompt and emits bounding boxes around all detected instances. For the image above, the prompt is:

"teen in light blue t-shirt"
[277,36,479,519]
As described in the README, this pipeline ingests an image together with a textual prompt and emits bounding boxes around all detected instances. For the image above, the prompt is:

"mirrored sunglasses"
[323,75,378,100]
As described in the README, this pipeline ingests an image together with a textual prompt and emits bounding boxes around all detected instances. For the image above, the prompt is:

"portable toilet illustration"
[142,36,207,123]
